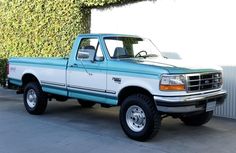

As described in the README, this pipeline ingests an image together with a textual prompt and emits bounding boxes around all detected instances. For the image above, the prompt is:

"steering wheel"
[135,50,148,57]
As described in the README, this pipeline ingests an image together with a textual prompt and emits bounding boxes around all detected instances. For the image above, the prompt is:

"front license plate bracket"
[206,101,216,112]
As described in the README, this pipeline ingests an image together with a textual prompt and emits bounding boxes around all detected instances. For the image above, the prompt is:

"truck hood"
[119,57,222,74]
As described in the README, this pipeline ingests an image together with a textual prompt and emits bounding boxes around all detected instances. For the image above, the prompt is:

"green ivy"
[0,0,151,86]
[0,0,91,58]
[81,0,148,8]
[0,59,7,87]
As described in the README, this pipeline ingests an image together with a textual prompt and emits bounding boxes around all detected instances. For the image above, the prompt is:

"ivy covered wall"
[0,0,90,58]
[0,0,149,58]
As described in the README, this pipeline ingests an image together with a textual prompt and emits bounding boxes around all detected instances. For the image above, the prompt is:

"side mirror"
[78,51,89,59]
[95,56,104,61]
[78,49,96,62]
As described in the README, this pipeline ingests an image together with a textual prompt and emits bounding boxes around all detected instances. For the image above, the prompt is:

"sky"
[91,0,236,66]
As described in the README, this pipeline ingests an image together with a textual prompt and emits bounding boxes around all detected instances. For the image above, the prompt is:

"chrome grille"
[187,72,222,92]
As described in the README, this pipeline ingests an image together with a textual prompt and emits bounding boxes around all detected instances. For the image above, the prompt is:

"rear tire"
[180,111,213,126]
[78,99,96,108]
[23,82,48,115]
[120,94,161,141]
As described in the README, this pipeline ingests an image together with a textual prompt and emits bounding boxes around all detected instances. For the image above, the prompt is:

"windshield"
[104,36,163,59]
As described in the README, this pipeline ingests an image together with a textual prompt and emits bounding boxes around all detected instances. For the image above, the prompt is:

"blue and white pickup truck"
[8,34,227,141]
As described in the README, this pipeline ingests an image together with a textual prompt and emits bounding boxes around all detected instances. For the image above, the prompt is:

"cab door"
[67,37,107,102]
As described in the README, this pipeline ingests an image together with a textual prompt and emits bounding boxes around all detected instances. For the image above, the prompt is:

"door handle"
[70,62,92,76]
[70,63,78,68]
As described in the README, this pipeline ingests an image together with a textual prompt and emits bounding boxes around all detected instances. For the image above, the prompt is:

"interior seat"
[113,47,128,58]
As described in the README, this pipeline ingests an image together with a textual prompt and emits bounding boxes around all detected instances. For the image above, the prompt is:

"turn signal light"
[160,85,185,91]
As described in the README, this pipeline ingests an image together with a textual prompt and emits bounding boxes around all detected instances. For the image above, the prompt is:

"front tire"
[120,94,161,141]
[180,111,213,126]
[24,82,48,115]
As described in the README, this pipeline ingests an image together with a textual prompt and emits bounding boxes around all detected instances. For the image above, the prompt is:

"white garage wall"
[215,66,236,119]
[91,0,236,119]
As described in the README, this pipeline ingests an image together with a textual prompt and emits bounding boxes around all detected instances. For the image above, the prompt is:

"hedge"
[0,0,151,86]
[0,59,7,87]
[0,0,91,58]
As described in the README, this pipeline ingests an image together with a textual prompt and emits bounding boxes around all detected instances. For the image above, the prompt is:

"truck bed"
[9,57,69,96]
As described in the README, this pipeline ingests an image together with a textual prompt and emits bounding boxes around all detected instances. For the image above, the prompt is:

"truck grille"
[186,72,222,92]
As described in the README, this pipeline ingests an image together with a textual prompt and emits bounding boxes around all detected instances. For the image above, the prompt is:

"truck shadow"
[42,100,235,143]
[1,87,235,145]
[43,100,123,137]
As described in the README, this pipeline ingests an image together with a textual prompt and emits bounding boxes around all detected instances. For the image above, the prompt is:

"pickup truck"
[8,34,227,141]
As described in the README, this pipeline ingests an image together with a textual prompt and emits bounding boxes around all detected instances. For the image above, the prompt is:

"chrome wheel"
[126,105,146,132]
[26,89,37,108]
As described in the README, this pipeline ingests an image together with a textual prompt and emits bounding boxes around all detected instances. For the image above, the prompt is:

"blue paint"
[9,58,67,70]
[9,78,22,86]
[69,89,117,105]
[42,82,117,105]
[69,88,116,99]
[42,85,68,96]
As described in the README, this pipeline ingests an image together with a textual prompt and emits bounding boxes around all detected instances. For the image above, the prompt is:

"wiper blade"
[145,54,158,57]
[138,54,158,59]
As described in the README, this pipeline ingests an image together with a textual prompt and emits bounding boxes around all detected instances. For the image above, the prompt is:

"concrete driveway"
[0,87,236,153]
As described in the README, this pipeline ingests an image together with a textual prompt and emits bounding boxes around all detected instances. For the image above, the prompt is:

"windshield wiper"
[138,54,158,59]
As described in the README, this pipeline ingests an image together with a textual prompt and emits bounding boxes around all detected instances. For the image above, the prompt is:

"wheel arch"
[117,86,153,106]
[22,73,40,89]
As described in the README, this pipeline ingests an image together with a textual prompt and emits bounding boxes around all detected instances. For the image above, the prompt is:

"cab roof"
[78,33,141,38]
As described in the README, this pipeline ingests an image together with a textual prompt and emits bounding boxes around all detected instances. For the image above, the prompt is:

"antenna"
[79,59,92,76]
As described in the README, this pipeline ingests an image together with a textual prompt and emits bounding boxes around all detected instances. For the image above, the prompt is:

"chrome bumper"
[154,90,227,113]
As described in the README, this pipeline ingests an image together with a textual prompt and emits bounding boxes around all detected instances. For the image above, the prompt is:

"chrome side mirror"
[78,49,96,62]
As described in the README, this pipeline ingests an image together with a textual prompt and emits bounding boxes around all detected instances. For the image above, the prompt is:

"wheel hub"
[126,105,146,132]
[27,89,37,108]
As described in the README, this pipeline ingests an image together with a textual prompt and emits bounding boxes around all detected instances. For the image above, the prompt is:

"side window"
[104,39,124,58]
[77,38,104,61]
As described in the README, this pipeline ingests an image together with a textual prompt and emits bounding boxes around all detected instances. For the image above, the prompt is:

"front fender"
[116,76,160,97]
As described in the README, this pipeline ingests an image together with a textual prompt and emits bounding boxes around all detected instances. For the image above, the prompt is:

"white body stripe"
[9,64,66,87]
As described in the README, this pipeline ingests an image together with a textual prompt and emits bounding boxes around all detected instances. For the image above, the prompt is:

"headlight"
[160,75,186,91]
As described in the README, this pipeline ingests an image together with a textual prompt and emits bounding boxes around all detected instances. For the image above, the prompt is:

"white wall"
[91,0,236,119]
[91,0,236,66]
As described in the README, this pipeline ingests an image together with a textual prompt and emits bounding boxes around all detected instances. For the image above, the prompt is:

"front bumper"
[154,90,227,113]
